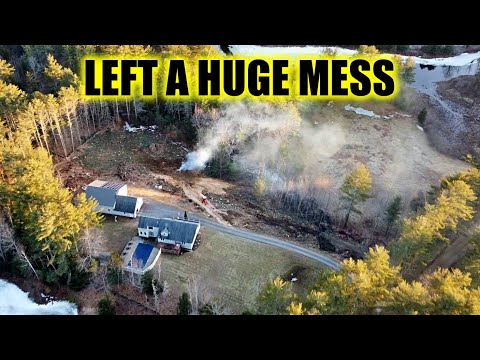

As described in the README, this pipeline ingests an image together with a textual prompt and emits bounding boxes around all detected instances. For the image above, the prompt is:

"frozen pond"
[223,45,480,92]
[0,279,78,315]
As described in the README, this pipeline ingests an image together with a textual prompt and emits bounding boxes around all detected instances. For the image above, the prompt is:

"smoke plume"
[179,102,301,171]
[179,149,212,171]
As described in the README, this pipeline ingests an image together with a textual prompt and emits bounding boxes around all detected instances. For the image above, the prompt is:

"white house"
[85,180,143,218]
[138,216,200,251]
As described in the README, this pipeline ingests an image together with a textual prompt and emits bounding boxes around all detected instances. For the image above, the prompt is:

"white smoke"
[178,102,301,171]
[179,149,212,171]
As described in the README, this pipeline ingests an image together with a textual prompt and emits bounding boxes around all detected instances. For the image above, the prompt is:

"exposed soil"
[55,94,470,260]
[434,75,480,158]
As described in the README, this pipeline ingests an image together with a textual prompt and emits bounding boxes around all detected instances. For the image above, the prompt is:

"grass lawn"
[101,217,325,313]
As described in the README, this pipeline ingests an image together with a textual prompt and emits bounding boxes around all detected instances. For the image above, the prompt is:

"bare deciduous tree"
[0,216,39,279]
[77,227,105,272]
[0,217,15,263]
[186,275,230,315]
[14,242,39,280]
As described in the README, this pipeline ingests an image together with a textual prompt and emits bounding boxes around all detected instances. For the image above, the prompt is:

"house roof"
[138,216,200,244]
[86,186,117,207]
[114,195,139,214]
[86,180,128,208]
[101,182,125,191]
[139,216,163,229]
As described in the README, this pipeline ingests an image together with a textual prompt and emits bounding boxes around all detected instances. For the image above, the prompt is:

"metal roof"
[102,182,125,191]
[139,216,163,229]
[86,186,117,207]
[138,217,199,244]
[114,195,139,214]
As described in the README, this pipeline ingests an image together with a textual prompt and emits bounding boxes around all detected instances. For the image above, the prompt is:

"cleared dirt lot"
[100,216,325,313]
[304,101,470,220]
[60,98,471,255]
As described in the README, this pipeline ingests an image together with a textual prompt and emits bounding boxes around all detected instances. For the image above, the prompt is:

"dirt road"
[139,199,342,271]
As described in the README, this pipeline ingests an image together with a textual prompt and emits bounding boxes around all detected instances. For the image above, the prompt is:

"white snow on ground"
[408,51,480,66]
[124,122,157,133]
[227,46,480,67]
[0,279,78,315]
[344,104,380,118]
[228,45,357,56]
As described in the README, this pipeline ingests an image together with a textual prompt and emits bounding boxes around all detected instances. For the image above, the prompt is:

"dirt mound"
[432,76,480,157]
[117,161,145,182]
[55,159,96,196]
[437,75,480,104]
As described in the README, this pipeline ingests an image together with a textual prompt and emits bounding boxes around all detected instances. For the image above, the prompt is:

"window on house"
[148,226,153,230]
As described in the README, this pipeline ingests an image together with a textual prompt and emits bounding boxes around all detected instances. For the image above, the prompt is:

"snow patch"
[229,45,357,57]
[228,45,480,67]
[408,51,480,67]
[124,122,157,133]
[0,279,78,315]
[344,104,380,118]
[416,125,424,132]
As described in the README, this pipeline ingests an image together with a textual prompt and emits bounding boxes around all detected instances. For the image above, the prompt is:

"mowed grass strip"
[161,228,325,313]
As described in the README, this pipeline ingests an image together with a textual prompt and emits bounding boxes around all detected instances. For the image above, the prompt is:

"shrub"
[199,303,214,315]
[254,176,267,197]
[396,45,410,52]
[106,253,123,285]
[177,292,192,315]
[418,108,427,126]
[68,269,90,291]
[98,297,116,315]
[141,270,162,295]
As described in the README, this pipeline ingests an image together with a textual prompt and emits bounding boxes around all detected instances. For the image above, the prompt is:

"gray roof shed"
[86,186,117,207]
[114,195,138,213]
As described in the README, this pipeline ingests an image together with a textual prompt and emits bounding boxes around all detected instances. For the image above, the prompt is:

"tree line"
[1,45,221,158]
[0,45,220,288]
[257,246,480,315]
[256,165,480,314]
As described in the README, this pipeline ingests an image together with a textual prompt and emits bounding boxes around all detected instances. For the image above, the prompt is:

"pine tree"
[99,45,152,56]
[460,234,480,287]
[256,277,293,315]
[0,59,14,81]
[254,176,267,197]
[357,45,380,56]
[387,280,430,315]
[385,196,402,236]
[0,137,102,277]
[424,268,480,315]
[418,108,427,127]
[258,246,480,315]
[0,80,27,131]
[390,180,476,273]
[98,296,116,315]
[177,292,192,315]
[288,302,304,315]
[43,54,77,93]
[340,164,373,228]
